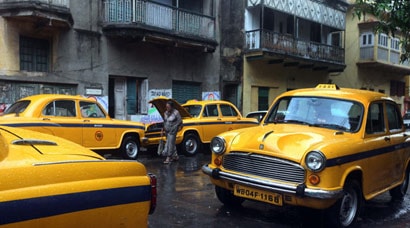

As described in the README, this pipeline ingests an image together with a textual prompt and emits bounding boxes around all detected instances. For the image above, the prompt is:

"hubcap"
[185,138,197,154]
[126,142,138,158]
[339,189,358,227]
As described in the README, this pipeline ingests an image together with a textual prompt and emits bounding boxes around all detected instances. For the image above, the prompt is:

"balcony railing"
[360,45,410,67]
[245,29,344,65]
[0,0,70,8]
[103,0,215,40]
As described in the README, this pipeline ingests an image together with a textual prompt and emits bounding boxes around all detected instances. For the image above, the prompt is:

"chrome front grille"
[222,152,305,184]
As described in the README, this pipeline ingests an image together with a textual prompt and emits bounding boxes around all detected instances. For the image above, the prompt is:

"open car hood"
[149,96,192,120]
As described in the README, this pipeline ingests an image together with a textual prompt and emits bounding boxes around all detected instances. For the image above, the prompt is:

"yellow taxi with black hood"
[202,84,410,227]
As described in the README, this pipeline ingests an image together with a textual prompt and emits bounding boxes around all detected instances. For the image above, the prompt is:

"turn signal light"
[214,157,222,166]
[308,174,320,185]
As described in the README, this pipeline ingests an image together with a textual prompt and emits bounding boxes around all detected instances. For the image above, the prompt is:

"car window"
[3,100,30,114]
[366,103,385,134]
[220,104,238,117]
[80,101,106,118]
[204,105,218,117]
[42,100,76,117]
[184,105,202,117]
[386,102,402,131]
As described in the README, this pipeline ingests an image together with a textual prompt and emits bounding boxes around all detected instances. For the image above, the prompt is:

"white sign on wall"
[139,89,172,123]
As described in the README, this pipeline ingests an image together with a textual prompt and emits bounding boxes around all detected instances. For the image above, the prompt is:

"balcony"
[358,42,410,75]
[102,0,217,52]
[245,29,345,72]
[0,0,73,28]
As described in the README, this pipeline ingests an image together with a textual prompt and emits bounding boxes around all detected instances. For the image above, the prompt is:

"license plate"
[234,184,283,206]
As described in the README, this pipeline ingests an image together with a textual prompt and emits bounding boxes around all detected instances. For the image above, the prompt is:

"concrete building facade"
[332,1,410,113]
[240,0,348,115]
[0,0,220,121]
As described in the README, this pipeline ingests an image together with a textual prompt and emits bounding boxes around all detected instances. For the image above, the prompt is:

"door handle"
[384,137,390,141]
[84,120,90,123]
[42,118,50,121]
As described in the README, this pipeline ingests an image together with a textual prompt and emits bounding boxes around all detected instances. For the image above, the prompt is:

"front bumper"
[202,164,343,200]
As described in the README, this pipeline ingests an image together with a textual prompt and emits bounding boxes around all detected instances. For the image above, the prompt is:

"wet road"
[137,152,410,228]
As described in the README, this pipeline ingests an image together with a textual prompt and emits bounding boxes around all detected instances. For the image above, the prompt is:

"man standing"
[162,100,182,164]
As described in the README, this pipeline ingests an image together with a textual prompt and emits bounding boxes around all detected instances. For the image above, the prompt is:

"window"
[20,36,50,72]
[220,104,238,117]
[360,33,374,47]
[366,103,385,134]
[43,100,76,117]
[386,102,402,131]
[390,80,405,97]
[258,87,269,111]
[391,38,400,51]
[4,100,30,114]
[127,78,148,114]
[204,105,218,117]
[378,33,388,48]
[263,7,275,31]
[79,101,106,118]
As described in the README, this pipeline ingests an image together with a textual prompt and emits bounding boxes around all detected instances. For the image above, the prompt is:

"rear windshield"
[3,100,30,114]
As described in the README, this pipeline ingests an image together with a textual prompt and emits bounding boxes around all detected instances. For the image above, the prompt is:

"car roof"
[183,99,236,106]
[279,84,394,104]
[19,94,94,102]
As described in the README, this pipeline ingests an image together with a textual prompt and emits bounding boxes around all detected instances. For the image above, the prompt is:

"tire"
[215,186,244,207]
[326,179,362,228]
[120,136,139,160]
[181,133,202,156]
[390,168,409,200]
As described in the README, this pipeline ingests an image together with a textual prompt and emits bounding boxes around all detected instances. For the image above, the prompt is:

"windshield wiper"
[282,119,311,125]
[310,123,348,131]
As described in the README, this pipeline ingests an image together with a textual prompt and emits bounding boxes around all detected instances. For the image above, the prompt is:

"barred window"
[391,38,400,51]
[20,36,50,72]
[378,33,388,48]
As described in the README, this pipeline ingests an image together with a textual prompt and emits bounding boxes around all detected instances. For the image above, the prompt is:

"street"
[137,152,410,228]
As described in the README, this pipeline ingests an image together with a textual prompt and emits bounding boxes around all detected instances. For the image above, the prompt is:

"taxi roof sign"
[315,84,340,90]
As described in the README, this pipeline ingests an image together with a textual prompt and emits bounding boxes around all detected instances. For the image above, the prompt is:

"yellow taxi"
[142,97,259,156]
[0,126,156,227]
[202,84,410,227]
[0,94,145,159]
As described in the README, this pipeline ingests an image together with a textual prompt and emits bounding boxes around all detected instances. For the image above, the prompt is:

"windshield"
[3,100,30,114]
[265,96,363,132]
[183,105,202,117]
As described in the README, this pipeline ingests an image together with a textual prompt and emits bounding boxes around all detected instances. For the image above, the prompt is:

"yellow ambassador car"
[0,94,145,159]
[143,97,259,156]
[203,84,410,227]
[0,126,156,227]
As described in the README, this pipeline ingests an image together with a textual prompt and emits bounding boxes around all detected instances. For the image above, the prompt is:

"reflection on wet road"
[137,153,410,228]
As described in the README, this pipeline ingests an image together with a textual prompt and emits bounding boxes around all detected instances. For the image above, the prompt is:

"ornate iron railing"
[0,0,70,7]
[103,0,215,40]
[245,29,345,64]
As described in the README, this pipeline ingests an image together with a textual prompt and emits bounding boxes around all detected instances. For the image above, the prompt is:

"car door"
[219,104,240,131]
[80,101,117,148]
[202,104,224,141]
[40,99,83,145]
[384,101,406,183]
[363,102,398,193]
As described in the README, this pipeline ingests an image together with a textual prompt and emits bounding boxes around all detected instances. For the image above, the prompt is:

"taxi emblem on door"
[95,131,103,141]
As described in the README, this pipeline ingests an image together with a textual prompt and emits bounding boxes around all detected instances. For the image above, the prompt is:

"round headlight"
[210,137,226,154]
[305,151,326,172]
